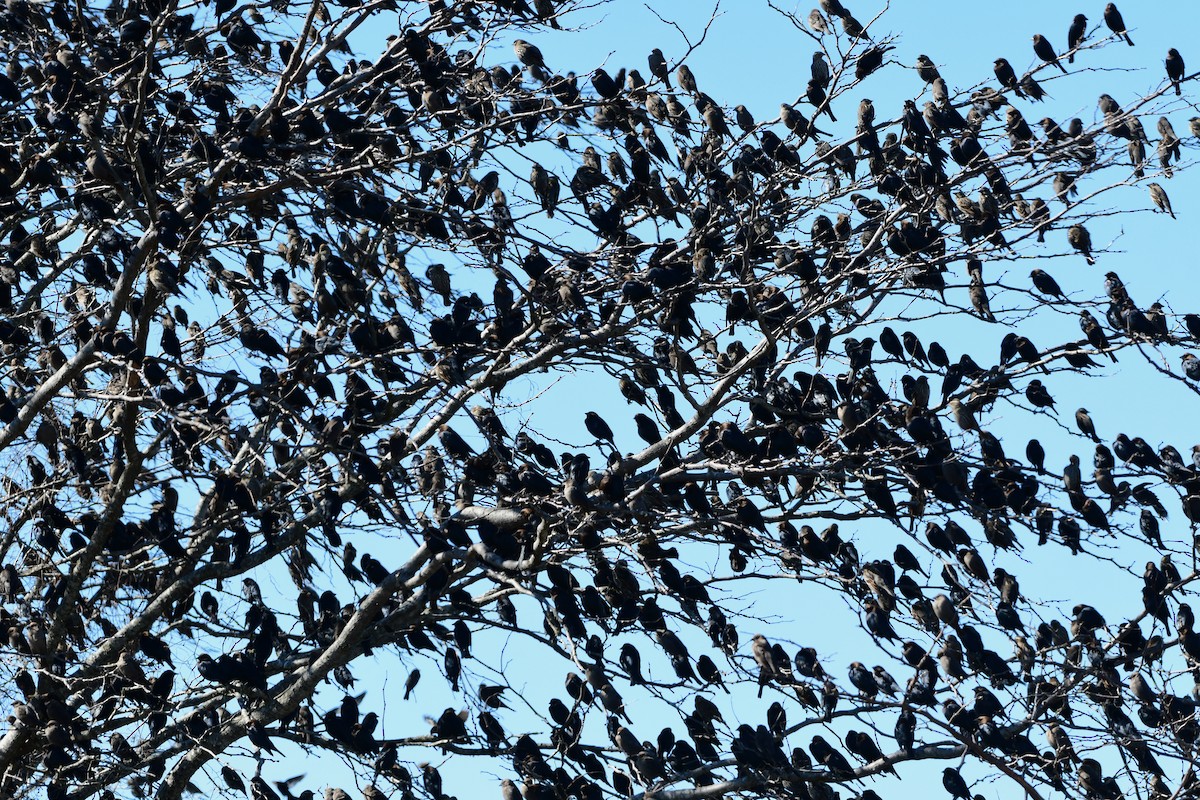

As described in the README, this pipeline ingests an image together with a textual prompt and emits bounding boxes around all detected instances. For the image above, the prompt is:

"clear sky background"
[230,3,1200,799]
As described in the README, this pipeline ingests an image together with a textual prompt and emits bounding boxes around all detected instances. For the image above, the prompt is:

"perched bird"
[948,399,980,433]
[676,64,698,95]
[994,58,1024,97]
[848,661,879,697]
[1026,379,1055,410]
[811,52,831,88]
[1080,311,1117,361]
[751,635,779,696]
[1030,269,1065,299]
[1148,183,1175,218]
[584,411,616,447]
[512,39,547,73]
[1182,353,1200,381]
[648,48,671,88]
[1104,3,1134,46]
[1067,14,1088,62]
[1067,224,1095,265]
[1166,49,1186,95]
[1033,35,1068,74]
[943,767,971,800]
[1075,409,1100,442]
[916,54,941,83]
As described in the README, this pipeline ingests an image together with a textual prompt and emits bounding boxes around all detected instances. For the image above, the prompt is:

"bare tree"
[0,1,1198,800]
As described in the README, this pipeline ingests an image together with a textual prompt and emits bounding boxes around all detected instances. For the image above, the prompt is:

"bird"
[1033,35,1068,73]
[733,104,755,131]
[1030,269,1066,299]
[810,735,856,779]
[512,39,547,73]
[848,661,879,697]
[1080,311,1116,361]
[1025,380,1055,410]
[943,767,971,800]
[1075,409,1100,442]
[893,544,925,575]
[584,411,616,447]
[916,54,941,83]
[1067,224,1095,265]
[1063,455,1083,494]
[948,399,980,433]
[1166,49,1185,95]
[873,665,900,697]
[751,635,778,696]
[1067,14,1088,62]
[994,58,1024,96]
[1183,353,1200,381]
[1104,3,1134,46]
[676,64,698,95]
[811,52,831,88]
[1148,183,1175,218]
[648,48,671,88]
[846,730,894,773]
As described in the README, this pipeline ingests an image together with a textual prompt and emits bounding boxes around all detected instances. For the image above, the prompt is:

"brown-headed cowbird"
[993,58,1024,97]
[1033,35,1068,73]
[811,52,831,88]
[1166,49,1185,95]
[1075,408,1100,442]
[648,48,671,88]
[1067,14,1087,62]
[1030,269,1064,299]
[1104,4,1133,46]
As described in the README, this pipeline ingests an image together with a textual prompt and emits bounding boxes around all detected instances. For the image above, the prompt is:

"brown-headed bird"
[1104,4,1133,46]
[1067,14,1087,63]
[993,58,1024,96]
[846,730,895,774]
[848,661,879,697]
[1030,269,1065,299]
[1026,379,1055,410]
[1033,35,1068,73]
[1075,408,1100,442]
[648,48,671,88]
[1182,353,1200,381]
[1166,49,1185,96]
[1080,311,1116,361]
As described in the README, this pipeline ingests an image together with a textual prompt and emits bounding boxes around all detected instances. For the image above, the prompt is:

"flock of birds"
[0,0,1199,799]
